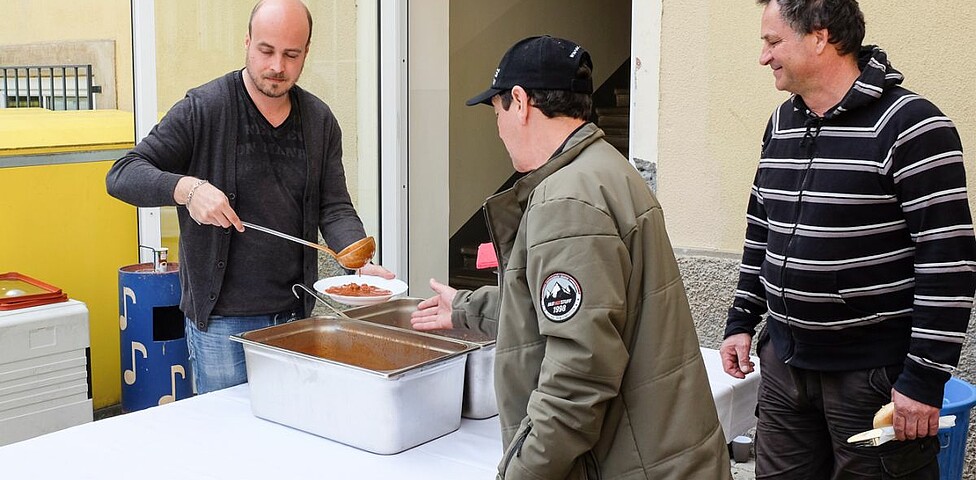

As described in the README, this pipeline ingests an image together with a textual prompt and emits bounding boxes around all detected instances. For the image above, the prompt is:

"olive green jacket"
[453,123,731,480]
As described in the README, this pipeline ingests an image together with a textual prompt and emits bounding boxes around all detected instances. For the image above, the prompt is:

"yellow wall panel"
[0,161,137,409]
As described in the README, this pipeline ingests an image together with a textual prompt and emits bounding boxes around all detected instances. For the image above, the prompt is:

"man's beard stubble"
[247,68,291,99]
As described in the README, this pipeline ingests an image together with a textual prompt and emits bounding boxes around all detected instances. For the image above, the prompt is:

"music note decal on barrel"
[123,341,147,385]
[158,365,186,405]
[119,286,136,330]
[119,262,188,413]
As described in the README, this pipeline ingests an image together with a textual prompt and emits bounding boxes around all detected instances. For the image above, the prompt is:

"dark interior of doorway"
[447,58,631,290]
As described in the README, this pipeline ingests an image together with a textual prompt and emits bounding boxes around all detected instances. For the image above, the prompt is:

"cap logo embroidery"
[569,45,580,58]
[491,68,500,86]
[540,272,582,322]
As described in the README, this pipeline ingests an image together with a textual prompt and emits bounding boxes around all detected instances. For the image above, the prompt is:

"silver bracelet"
[185,179,208,207]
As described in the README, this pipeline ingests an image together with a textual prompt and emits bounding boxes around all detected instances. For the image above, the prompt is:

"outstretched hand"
[410,278,457,331]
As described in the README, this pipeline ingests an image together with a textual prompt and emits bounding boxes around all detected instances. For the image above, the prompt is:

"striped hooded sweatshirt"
[725,46,976,407]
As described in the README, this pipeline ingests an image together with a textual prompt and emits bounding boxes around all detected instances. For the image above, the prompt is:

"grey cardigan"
[106,71,365,330]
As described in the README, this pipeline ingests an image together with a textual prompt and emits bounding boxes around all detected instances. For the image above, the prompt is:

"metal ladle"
[242,221,376,270]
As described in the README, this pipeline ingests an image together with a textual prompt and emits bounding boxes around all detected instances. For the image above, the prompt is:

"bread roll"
[873,402,895,428]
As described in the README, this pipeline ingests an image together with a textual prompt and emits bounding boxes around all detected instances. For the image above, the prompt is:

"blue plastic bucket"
[938,376,976,480]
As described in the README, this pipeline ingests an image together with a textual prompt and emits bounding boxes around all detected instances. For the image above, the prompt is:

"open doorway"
[443,0,633,289]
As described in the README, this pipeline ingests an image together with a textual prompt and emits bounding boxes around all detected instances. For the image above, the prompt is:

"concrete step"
[595,106,629,116]
[597,115,629,128]
[604,134,630,151]
[449,269,498,290]
[601,126,629,136]
[459,245,480,269]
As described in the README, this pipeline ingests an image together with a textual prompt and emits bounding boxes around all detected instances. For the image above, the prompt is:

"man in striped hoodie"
[720,0,976,478]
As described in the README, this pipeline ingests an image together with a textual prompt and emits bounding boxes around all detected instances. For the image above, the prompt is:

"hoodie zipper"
[780,114,823,364]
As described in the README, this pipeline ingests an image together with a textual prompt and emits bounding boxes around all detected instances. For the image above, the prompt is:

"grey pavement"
[731,457,755,479]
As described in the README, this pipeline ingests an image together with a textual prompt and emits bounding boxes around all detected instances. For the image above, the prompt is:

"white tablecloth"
[701,347,761,442]
[0,348,757,479]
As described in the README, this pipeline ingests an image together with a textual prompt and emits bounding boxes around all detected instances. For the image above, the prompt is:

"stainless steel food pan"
[344,298,499,419]
[231,317,473,454]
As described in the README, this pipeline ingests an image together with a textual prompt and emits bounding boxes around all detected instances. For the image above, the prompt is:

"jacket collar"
[482,122,604,274]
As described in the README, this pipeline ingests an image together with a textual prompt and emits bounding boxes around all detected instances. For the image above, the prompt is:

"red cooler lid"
[0,272,69,310]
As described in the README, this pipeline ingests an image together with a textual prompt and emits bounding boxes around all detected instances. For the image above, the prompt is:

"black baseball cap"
[465,35,593,107]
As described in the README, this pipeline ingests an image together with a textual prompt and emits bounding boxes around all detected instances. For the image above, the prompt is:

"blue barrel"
[118,263,191,412]
[938,376,976,480]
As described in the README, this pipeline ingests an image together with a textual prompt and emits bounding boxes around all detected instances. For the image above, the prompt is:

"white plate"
[313,275,408,306]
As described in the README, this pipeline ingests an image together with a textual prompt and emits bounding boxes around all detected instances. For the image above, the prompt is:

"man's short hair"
[498,63,593,120]
[757,0,865,55]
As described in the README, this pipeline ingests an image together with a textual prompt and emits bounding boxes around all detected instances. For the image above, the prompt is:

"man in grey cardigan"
[106,0,392,393]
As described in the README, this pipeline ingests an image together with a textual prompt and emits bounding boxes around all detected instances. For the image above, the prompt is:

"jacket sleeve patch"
[540,272,582,322]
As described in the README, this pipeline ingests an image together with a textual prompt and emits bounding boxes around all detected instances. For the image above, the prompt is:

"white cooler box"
[0,299,93,446]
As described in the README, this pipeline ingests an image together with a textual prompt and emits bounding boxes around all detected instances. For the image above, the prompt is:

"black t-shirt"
[213,74,306,315]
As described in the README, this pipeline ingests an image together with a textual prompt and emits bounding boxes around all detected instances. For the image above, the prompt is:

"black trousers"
[755,333,940,479]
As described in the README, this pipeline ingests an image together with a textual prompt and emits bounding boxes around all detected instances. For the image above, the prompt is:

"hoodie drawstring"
[799,116,824,158]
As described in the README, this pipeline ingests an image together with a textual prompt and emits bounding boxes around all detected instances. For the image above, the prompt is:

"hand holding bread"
[873,402,895,428]
[875,391,942,441]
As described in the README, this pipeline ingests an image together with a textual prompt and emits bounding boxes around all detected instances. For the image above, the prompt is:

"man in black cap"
[411,35,731,480]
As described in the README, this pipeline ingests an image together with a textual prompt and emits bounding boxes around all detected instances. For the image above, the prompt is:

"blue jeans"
[184,310,299,394]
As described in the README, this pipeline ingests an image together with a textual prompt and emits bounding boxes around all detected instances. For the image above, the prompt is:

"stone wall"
[312,250,349,317]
